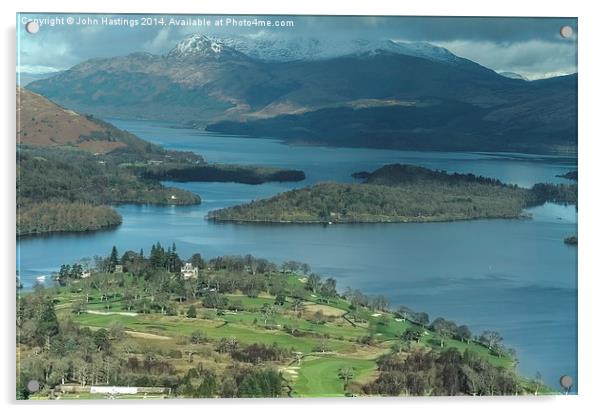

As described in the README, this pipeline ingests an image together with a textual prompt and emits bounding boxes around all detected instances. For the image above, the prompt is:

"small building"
[114,264,123,274]
[81,270,91,279]
[180,262,198,279]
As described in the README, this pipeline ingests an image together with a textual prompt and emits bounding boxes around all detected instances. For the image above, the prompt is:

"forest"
[209,164,577,224]
[139,163,306,185]
[16,243,550,399]
[17,202,122,236]
[16,147,201,235]
[531,182,578,206]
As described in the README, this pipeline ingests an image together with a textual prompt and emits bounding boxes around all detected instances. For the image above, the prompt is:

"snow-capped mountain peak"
[167,34,240,60]
[166,34,464,65]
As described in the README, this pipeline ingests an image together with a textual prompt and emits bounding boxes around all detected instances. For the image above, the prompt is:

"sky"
[17,14,577,80]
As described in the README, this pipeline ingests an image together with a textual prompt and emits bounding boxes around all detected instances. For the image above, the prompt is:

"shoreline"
[207,213,532,226]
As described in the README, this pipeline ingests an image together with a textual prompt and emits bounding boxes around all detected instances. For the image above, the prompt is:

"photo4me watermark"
[20,15,295,29]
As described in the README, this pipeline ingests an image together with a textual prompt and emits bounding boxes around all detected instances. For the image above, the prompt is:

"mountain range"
[27,34,577,154]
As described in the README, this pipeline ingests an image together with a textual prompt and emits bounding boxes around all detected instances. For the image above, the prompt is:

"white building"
[181,262,199,279]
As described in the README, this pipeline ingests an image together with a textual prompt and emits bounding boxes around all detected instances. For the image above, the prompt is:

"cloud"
[16,14,577,79]
[434,39,577,80]
[143,28,176,54]
[16,65,64,74]
[18,34,72,73]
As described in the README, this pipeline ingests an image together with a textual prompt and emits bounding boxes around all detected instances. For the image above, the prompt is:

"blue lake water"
[17,119,578,392]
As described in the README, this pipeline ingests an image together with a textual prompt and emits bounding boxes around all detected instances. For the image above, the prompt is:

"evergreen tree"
[109,246,119,272]
[37,299,59,346]
[186,305,197,318]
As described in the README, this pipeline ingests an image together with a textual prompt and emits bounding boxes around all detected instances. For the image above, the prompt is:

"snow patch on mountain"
[167,34,242,60]
[497,71,529,81]
[167,33,463,64]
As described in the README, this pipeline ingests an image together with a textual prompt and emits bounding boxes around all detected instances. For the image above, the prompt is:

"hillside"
[206,73,577,154]
[17,244,551,399]
[18,87,133,154]
[27,35,577,154]
[209,165,536,224]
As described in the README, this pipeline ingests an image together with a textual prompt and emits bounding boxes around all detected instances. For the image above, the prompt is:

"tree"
[533,371,544,395]
[413,312,430,326]
[109,246,119,272]
[93,328,111,352]
[215,337,239,354]
[313,337,330,353]
[49,358,70,386]
[291,298,305,316]
[195,370,218,398]
[402,327,423,344]
[439,348,463,395]
[260,303,276,325]
[391,341,406,355]
[274,294,286,306]
[491,342,506,358]
[108,321,125,341]
[203,291,228,310]
[37,299,59,348]
[338,367,354,391]
[238,369,282,398]
[456,325,472,343]
[72,357,89,386]
[221,377,238,398]
[320,278,337,302]
[190,253,205,269]
[311,310,326,325]
[57,264,71,286]
[306,273,321,293]
[479,330,503,350]
[190,330,207,344]
[186,305,197,318]
[430,318,457,347]
[370,295,389,311]
[461,365,485,396]
[300,263,311,275]
[70,263,83,279]
[72,299,88,315]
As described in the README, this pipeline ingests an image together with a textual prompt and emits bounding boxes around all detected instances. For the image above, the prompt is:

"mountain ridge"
[26,35,577,154]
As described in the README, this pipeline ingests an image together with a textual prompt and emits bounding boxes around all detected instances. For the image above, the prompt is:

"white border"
[2,1,600,412]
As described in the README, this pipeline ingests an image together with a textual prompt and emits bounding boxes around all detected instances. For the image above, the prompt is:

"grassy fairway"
[72,312,352,353]
[45,272,522,398]
[293,356,377,397]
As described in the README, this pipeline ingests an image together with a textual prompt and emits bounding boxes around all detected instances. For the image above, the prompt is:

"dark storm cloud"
[17,13,577,79]
[349,16,577,43]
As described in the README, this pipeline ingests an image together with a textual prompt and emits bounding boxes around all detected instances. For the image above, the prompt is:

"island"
[564,236,578,245]
[557,170,578,181]
[209,164,577,224]
[16,243,553,399]
[209,165,540,224]
[139,164,305,185]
